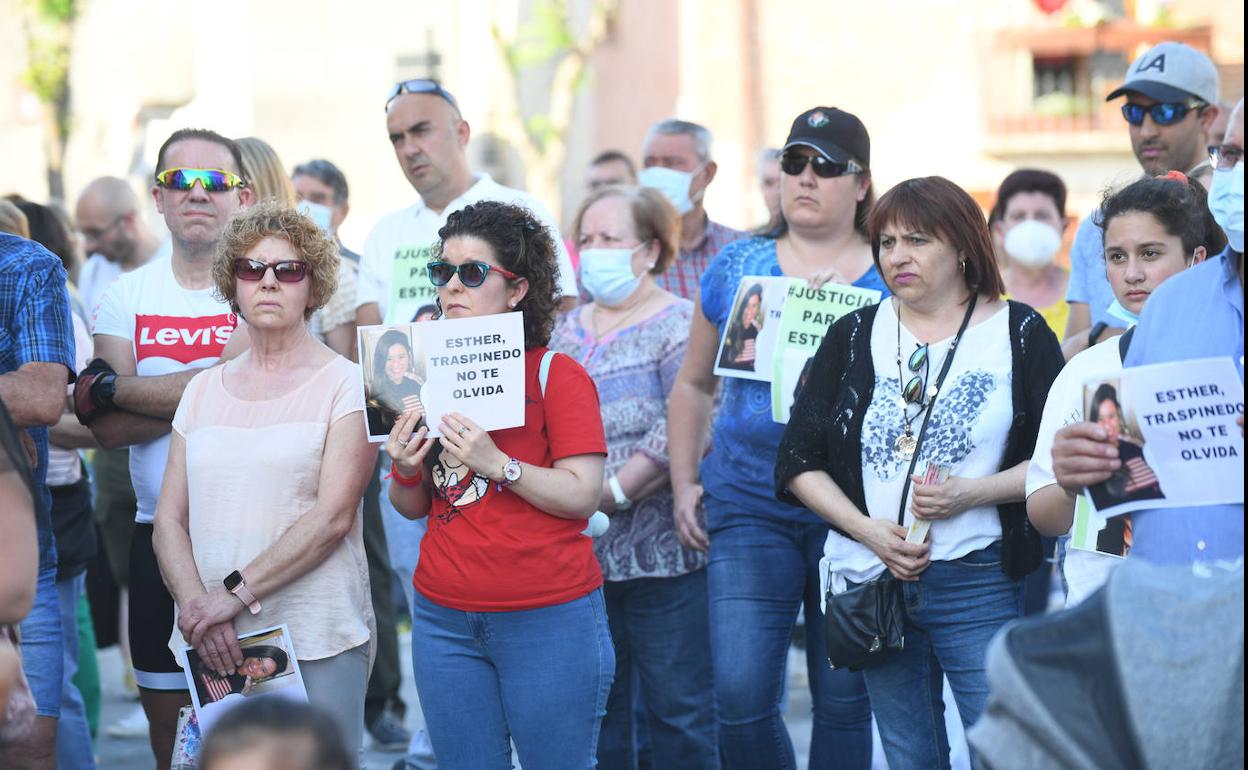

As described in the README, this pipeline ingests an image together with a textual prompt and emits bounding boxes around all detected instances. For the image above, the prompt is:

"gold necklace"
[591,286,659,339]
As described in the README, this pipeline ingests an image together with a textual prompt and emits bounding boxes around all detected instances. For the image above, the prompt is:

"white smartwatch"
[608,474,631,510]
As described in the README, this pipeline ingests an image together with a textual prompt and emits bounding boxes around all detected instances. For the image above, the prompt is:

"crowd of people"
[0,38,1242,770]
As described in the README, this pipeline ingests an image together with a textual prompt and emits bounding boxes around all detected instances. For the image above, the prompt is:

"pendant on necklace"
[926,383,939,399]
[895,432,917,458]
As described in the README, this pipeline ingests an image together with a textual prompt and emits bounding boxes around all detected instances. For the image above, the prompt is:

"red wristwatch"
[224,570,261,615]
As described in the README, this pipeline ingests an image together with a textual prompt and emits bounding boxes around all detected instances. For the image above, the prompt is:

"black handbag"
[824,297,977,671]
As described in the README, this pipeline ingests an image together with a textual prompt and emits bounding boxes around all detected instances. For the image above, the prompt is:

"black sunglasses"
[232,258,309,283]
[1121,101,1203,127]
[780,153,864,179]
[1208,143,1244,170]
[385,79,460,113]
[426,260,520,288]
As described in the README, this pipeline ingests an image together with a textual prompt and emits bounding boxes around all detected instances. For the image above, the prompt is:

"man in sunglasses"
[356,79,579,328]
[1062,41,1222,360]
[76,128,253,770]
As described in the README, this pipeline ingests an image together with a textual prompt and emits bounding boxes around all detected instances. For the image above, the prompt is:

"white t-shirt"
[168,356,372,661]
[46,309,93,487]
[94,259,238,524]
[356,174,579,324]
[825,300,1014,586]
[1026,336,1123,606]
[77,254,123,327]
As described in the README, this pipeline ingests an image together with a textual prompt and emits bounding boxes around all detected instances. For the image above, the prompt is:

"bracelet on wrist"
[388,461,423,487]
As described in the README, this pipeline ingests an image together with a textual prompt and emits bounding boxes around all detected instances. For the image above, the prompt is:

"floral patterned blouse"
[550,299,707,580]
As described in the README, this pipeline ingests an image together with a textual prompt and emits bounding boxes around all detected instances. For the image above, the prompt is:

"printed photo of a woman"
[718,282,765,371]
[1086,382,1165,511]
[190,644,290,706]
[365,327,426,437]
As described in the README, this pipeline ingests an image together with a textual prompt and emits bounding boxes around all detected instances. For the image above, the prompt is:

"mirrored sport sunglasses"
[1208,143,1245,170]
[154,168,246,192]
[901,343,930,405]
[426,260,519,288]
[384,78,460,113]
[1120,101,1203,127]
[779,152,864,179]
[232,258,309,283]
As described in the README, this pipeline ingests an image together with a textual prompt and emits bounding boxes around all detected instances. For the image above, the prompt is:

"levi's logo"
[134,313,237,364]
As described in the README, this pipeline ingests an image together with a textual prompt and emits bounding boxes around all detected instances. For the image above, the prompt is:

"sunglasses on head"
[780,152,864,179]
[426,260,520,288]
[232,258,309,283]
[1208,143,1244,170]
[384,79,460,113]
[1120,101,1203,127]
[155,168,246,193]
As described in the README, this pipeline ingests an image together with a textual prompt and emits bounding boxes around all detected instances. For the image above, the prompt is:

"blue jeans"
[705,511,872,770]
[860,542,1021,770]
[18,563,62,718]
[56,573,96,769]
[599,570,719,770]
[410,588,615,770]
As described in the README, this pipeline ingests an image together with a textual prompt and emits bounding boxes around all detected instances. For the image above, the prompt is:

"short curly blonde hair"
[213,201,339,320]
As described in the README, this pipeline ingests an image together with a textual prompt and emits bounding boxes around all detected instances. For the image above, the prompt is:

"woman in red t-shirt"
[385,201,613,769]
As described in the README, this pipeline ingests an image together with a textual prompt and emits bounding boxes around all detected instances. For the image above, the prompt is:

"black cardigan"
[774,300,1065,579]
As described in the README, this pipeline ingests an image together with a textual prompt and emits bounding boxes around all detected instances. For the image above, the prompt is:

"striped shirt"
[655,218,747,301]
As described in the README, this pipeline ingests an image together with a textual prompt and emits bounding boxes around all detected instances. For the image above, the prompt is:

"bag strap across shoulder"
[538,349,556,398]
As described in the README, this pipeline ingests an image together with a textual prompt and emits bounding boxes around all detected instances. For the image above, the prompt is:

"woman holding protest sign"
[774,176,1063,770]
[385,201,612,770]
[152,202,376,763]
[666,107,886,769]
[1027,171,1223,606]
[550,185,718,768]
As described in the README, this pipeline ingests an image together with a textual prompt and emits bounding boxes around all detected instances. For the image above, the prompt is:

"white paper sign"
[419,312,527,438]
[181,624,308,737]
[1083,356,1244,519]
[713,276,790,381]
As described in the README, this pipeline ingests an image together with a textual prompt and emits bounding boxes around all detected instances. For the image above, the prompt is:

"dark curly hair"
[435,201,561,348]
[1097,172,1227,258]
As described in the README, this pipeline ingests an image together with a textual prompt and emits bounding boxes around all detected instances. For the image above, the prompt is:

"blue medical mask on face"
[1208,161,1244,252]
[638,166,700,215]
[1105,298,1140,327]
[297,200,334,236]
[580,246,644,306]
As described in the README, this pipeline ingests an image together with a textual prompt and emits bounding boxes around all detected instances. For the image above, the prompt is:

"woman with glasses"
[775,176,1063,770]
[385,201,612,770]
[549,185,718,769]
[666,107,885,770]
[153,202,375,765]
[1028,171,1223,606]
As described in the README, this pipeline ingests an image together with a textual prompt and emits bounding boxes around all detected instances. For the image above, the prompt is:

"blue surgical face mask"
[1209,160,1244,253]
[1105,298,1140,327]
[580,246,644,306]
[638,165,701,215]
[297,200,334,236]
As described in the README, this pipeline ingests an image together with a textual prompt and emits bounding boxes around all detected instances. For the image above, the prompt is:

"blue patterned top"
[550,299,707,580]
[699,236,890,526]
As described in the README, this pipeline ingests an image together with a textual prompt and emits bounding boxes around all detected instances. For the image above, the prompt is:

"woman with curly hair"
[153,201,376,764]
[385,200,613,769]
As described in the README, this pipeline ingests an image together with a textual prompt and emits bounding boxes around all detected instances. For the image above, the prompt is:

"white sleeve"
[92,277,133,341]
[1026,358,1089,498]
[356,226,386,309]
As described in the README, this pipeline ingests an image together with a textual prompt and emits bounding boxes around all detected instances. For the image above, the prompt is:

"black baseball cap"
[783,107,870,168]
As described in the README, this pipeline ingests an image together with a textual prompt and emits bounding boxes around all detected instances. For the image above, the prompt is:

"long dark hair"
[723,283,763,360]
[1098,173,1226,257]
[239,644,289,681]
[1090,383,1121,425]
[371,329,415,392]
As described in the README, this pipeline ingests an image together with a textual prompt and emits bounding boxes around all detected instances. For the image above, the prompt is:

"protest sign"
[182,624,307,737]
[714,276,788,381]
[358,312,526,441]
[1083,356,1244,519]
[386,242,440,323]
[771,281,881,422]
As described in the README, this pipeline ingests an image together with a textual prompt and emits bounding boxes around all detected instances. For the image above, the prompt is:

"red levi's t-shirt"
[413,347,608,611]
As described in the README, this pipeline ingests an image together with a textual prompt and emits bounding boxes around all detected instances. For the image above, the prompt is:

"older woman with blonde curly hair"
[153,201,376,764]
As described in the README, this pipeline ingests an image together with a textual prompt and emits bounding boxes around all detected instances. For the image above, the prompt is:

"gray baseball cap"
[1106,41,1219,105]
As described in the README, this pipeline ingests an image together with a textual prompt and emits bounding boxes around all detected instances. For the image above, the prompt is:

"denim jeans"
[18,562,62,718]
[56,573,96,769]
[860,542,1022,770]
[598,570,719,770]
[705,510,872,770]
[410,588,615,770]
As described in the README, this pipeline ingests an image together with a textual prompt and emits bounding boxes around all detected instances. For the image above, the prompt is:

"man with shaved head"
[75,176,163,320]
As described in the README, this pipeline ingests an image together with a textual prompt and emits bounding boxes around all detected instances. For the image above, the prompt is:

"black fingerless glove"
[73,358,119,426]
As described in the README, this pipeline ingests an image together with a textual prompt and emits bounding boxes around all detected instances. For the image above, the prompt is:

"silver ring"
[397,439,409,447]
[457,426,467,435]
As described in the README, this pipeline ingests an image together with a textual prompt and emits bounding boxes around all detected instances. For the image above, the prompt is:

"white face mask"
[580,246,644,306]
[297,200,334,236]
[638,166,700,215]
[1003,219,1062,269]
[1105,298,1140,327]
[1208,160,1244,253]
